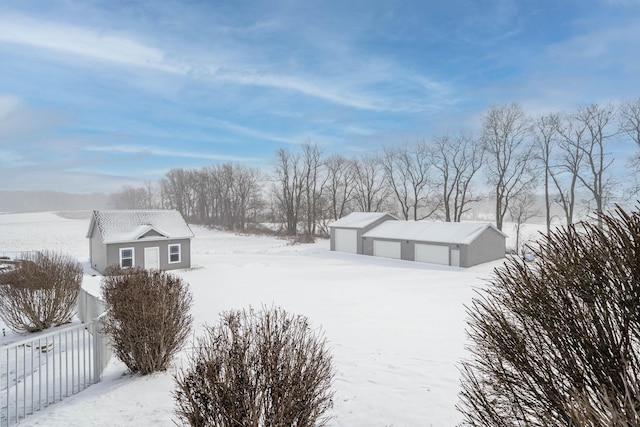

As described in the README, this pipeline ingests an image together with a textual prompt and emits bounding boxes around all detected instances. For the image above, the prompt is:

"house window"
[119,248,134,268]
[168,244,181,264]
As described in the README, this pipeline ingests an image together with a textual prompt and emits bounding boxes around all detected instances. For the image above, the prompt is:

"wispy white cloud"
[0,149,33,167]
[216,70,386,111]
[0,14,183,73]
[0,13,450,113]
[85,144,262,163]
[217,18,283,38]
[452,0,523,46]
[546,23,640,63]
[208,118,299,144]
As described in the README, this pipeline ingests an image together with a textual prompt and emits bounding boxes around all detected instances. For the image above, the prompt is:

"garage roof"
[328,212,397,228]
[361,221,505,245]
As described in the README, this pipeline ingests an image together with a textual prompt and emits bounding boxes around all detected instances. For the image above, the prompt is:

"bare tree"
[619,98,640,196]
[143,180,159,209]
[533,113,561,233]
[272,148,304,235]
[161,168,196,220]
[572,102,617,228]
[191,169,211,225]
[620,97,640,155]
[508,188,540,254]
[324,154,355,220]
[158,164,263,230]
[381,141,439,220]
[482,103,537,231]
[109,185,149,209]
[191,166,219,226]
[301,141,328,235]
[212,164,263,230]
[230,164,263,230]
[351,154,390,213]
[432,131,484,222]
[554,113,587,226]
[381,146,411,220]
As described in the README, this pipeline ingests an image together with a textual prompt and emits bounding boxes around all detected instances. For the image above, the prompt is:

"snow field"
[0,212,507,426]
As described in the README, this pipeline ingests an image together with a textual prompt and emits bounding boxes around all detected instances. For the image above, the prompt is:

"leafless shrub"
[101,266,193,375]
[458,205,640,426]
[174,306,334,427]
[240,224,279,236]
[0,251,82,333]
[289,233,316,245]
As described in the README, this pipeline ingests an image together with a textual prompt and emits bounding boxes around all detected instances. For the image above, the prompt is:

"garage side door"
[334,228,358,253]
[373,240,401,259]
[415,243,449,265]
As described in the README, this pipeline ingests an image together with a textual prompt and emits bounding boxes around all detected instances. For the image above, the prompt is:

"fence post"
[78,290,86,323]
[91,315,111,384]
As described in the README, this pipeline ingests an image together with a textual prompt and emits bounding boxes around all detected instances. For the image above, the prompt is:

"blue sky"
[1,0,640,193]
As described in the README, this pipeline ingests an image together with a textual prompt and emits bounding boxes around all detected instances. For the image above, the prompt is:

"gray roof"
[361,221,505,245]
[328,212,397,228]
[87,210,194,244]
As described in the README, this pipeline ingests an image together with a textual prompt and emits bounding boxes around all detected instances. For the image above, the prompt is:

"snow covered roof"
[87,210,194,244]
[362,221,505,245]
[328,212,397,229]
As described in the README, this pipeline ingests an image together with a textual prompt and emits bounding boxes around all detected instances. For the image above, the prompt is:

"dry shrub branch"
[174,306,334,427]
[459,205,640,426]
[0,251,82,333]
[101,267,193,375]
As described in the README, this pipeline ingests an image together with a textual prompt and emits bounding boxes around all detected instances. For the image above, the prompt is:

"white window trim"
[168,243,181,264]
[119,247,135,268]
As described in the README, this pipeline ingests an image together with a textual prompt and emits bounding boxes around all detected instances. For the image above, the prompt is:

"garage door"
[373,240,401,259]
[415,244,449,265]
[334,228,358,253]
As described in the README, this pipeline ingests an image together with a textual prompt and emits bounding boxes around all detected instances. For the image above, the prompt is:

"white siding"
[415,244,449,265]
[373,240,401,259]
[335,229,358,253]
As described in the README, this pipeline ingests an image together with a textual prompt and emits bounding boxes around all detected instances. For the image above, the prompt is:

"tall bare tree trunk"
[572,103,616,228]
[482,103,536,231]
[534,113,560,234]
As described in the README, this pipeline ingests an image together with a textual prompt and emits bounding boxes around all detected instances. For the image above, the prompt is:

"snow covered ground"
[0,211,519,426]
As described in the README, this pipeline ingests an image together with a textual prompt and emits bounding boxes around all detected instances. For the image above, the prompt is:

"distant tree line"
[109,98,640,240]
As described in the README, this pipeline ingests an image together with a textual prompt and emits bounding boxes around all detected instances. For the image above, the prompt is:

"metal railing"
[77,289,106,324]
[1,293,111,426]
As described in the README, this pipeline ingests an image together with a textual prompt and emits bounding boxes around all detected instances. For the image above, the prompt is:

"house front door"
[144,247,160,270]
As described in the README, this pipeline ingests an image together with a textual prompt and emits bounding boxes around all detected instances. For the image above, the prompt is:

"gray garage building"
[330,213,506,267]
[328,212,397,254]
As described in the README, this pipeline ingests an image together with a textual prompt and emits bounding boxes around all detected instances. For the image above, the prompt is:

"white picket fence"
[0,289,110,426]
